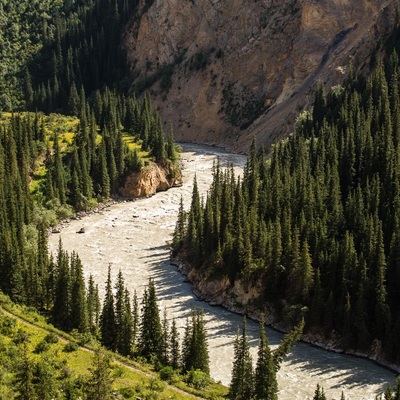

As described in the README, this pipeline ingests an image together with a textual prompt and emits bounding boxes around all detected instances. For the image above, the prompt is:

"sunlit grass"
[0,111,13,122]
[2,112,157,194]
[44,113,79,152]
[0,292,222,399]
[122,132,151,160]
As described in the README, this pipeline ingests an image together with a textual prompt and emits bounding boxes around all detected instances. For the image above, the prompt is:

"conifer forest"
[1,0,400,398]
[175,52,400,368]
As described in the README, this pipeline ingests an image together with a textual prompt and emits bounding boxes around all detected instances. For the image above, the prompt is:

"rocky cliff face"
[124,0,396,152]
[120,161,182,198]
[177,258,277,323]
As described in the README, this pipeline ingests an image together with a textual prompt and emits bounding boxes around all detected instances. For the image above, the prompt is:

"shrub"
[148,377,165,393]
[13,329,30,345]
[63,342,78,352]
[184,369,212,390]
[34,340,50,353]
[118,387,136,398]
[0,315,16,336]
[44,333,59,344]
[159,366,175,381]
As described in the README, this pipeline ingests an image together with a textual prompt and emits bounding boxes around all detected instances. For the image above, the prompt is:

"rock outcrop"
[124,0,396,152]
[120,161,182,198]
[178,259,277,324]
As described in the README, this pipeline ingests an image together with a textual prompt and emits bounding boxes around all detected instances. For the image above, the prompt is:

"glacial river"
[48,143,397,399]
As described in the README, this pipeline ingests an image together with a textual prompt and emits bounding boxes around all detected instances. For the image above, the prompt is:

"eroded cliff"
[124,0,396,152]
[120,161,182,198]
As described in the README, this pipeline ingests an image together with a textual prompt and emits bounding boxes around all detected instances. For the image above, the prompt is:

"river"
[48,143,396,399]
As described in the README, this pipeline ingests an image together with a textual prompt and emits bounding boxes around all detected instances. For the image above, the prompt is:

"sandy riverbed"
[48,143,396,399]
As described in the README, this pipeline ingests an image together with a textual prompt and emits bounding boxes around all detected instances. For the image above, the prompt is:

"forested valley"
[175,50,400,373]
[0,0,204,398]
[0,0,180,301]
[1,0,400,398]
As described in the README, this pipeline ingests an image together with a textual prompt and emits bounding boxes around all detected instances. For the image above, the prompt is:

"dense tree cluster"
[0,91,175,304]
[99,273,210,375]
[8,234,211,377]
[41,89,173,211]
[0,0,176,308]
[0,0,135,111]
[175,51,400,363]
[39,249,212,374]
[0,0,62,110]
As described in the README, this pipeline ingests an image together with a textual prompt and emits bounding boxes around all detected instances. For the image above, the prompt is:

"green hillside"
[0,291,227,400]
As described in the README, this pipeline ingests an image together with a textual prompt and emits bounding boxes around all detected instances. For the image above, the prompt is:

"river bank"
[172,257,400,378]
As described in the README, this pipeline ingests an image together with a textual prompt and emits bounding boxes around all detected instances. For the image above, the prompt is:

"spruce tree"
[192,309,210,374]
[100,265,116,350]
[170,318,180,370]
[166,126,177,162]
[14,342,35,400]
[172,196,186,254]
[229,317,254,400]
[272,318,304,368]
[87,275,101,336]
[34,224,49,309]
[86,346,115,400]
[53,240,71,331]
[161,307,170,365]
[99,139,110,199]
[69,252,88,333]
[254,321,277,400]
[312,384,327,400]
[182,309,210,375]
[132,290,139,353]
[114,270,126,353]
[33,358,59,400]
[139,278,162,361]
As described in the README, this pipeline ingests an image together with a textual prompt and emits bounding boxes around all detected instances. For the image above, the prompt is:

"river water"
[48,143,396,399]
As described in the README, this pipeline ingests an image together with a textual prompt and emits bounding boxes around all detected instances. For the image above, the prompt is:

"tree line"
[49,242,210,376]
[174,50,400,364]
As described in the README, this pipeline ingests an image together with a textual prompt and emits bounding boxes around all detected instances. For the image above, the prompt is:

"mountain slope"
[124,0,397,152]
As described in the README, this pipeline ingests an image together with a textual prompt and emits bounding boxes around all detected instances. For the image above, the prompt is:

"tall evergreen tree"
[69,252,88,333]
[132,290,139,353]
[100,265,116,350]
[161,307,170,365]
[139,278,162,361]
[87,275,101,336]
[170,318,180,370]
[254,321,277,400]
[313,384,327,400]
[14,342,35,400]
[53,240,70,330]
[120,288,133,356]
[229,317,254,400]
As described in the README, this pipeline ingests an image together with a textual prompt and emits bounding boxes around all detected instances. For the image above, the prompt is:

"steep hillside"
[125,0,396,152]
